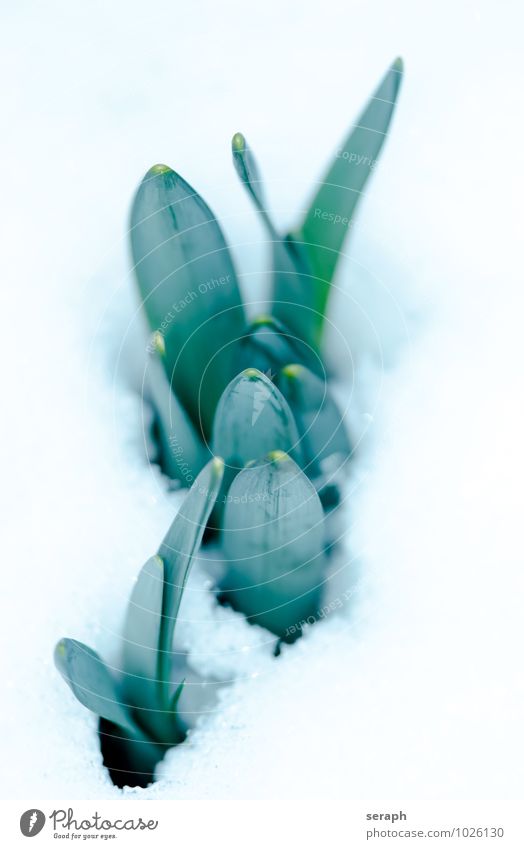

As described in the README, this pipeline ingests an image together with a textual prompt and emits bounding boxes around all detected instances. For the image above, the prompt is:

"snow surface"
[1,0,523,799]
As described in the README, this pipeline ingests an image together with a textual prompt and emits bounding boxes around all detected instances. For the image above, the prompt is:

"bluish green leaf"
[287,58,403,344]
[130,164,246,436]
[120,555,166,739]
[276,363,352,478]
[146,331,207,484]
[54,639,137,735]
[212,368,302,473]
[120,458,222,743]
[156,457,224,701]
[231,132,268,221]
[221,452,325,639]
[170,679,185,714]
[211,368,302,527]
[239,314,321,377]
[231,133,318,350]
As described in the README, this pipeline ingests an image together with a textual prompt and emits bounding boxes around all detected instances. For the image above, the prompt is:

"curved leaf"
[54,639,137,735]
[276,363,351,478]
[146,332,207,484]
[287,58,403,343]
[231,132,268,221]
[120,458,223,743]
[130,164,246,436]
[120,555,167,740]
[212,367,302,472]
[221,452,325,639]
[211,368,302,527]
[232,133,318,350]
[156,457,224,701]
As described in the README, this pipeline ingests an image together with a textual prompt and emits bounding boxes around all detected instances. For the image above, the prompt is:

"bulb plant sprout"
[54,59,403,787]
[130,58,402,636]
[132,58,403,491]
[54,459,224,788]
[221,450,326,638]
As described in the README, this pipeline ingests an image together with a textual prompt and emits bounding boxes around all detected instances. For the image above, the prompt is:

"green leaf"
[231,132,268,220]
[239,315,321,377]
[170,679,185,714]
[120,458,222,743]
[54,639,137,735]
[276,363,352,478]
[146,331,207,484]
[156,457,224,703]
[231,133,318,350]
[221,451,325,639]
[287,58,403,344]
[121,555,166,739]
[212,367,302,473]
[130,164,246,437]
[211,368,302,526]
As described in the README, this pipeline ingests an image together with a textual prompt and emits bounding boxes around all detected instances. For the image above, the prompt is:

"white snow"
[1,0,523,799]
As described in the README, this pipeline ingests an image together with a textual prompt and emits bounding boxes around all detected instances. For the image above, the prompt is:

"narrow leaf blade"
[170,679,185,713]
[289,58,403,340]
[231,132,267,215]
[121,555,164,714]
[121,459,223,743]
[146,332,207,484]
[156,457,224,686]
[231,134,319,350]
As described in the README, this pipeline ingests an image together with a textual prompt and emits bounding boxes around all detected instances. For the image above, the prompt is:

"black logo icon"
[20,810,46,837]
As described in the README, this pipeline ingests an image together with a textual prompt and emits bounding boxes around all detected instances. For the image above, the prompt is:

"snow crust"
[1,0,523,799]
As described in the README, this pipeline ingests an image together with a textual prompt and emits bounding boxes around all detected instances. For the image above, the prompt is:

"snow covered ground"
[1,0,523,799]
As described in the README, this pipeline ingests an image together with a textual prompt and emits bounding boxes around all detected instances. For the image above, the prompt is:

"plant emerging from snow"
[131,58,402,636]
[54,59,402,786]
[55,459,223,787]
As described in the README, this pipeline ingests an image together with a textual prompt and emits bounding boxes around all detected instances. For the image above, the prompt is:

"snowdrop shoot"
[54,58,403,786]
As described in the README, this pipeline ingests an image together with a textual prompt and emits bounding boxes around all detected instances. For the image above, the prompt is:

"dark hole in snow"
[99,719,174,789]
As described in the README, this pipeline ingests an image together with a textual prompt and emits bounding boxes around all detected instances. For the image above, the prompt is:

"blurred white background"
[1,0,523,799]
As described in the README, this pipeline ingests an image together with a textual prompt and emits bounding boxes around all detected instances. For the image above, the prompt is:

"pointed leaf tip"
[291,57,404,335]
[252,314,274,326]
[281,363,303,379]
[243,367,264,380]
[212,370,302,470]
[147,163,172,176]
[232,132,246,152]
[267,449,290,464]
